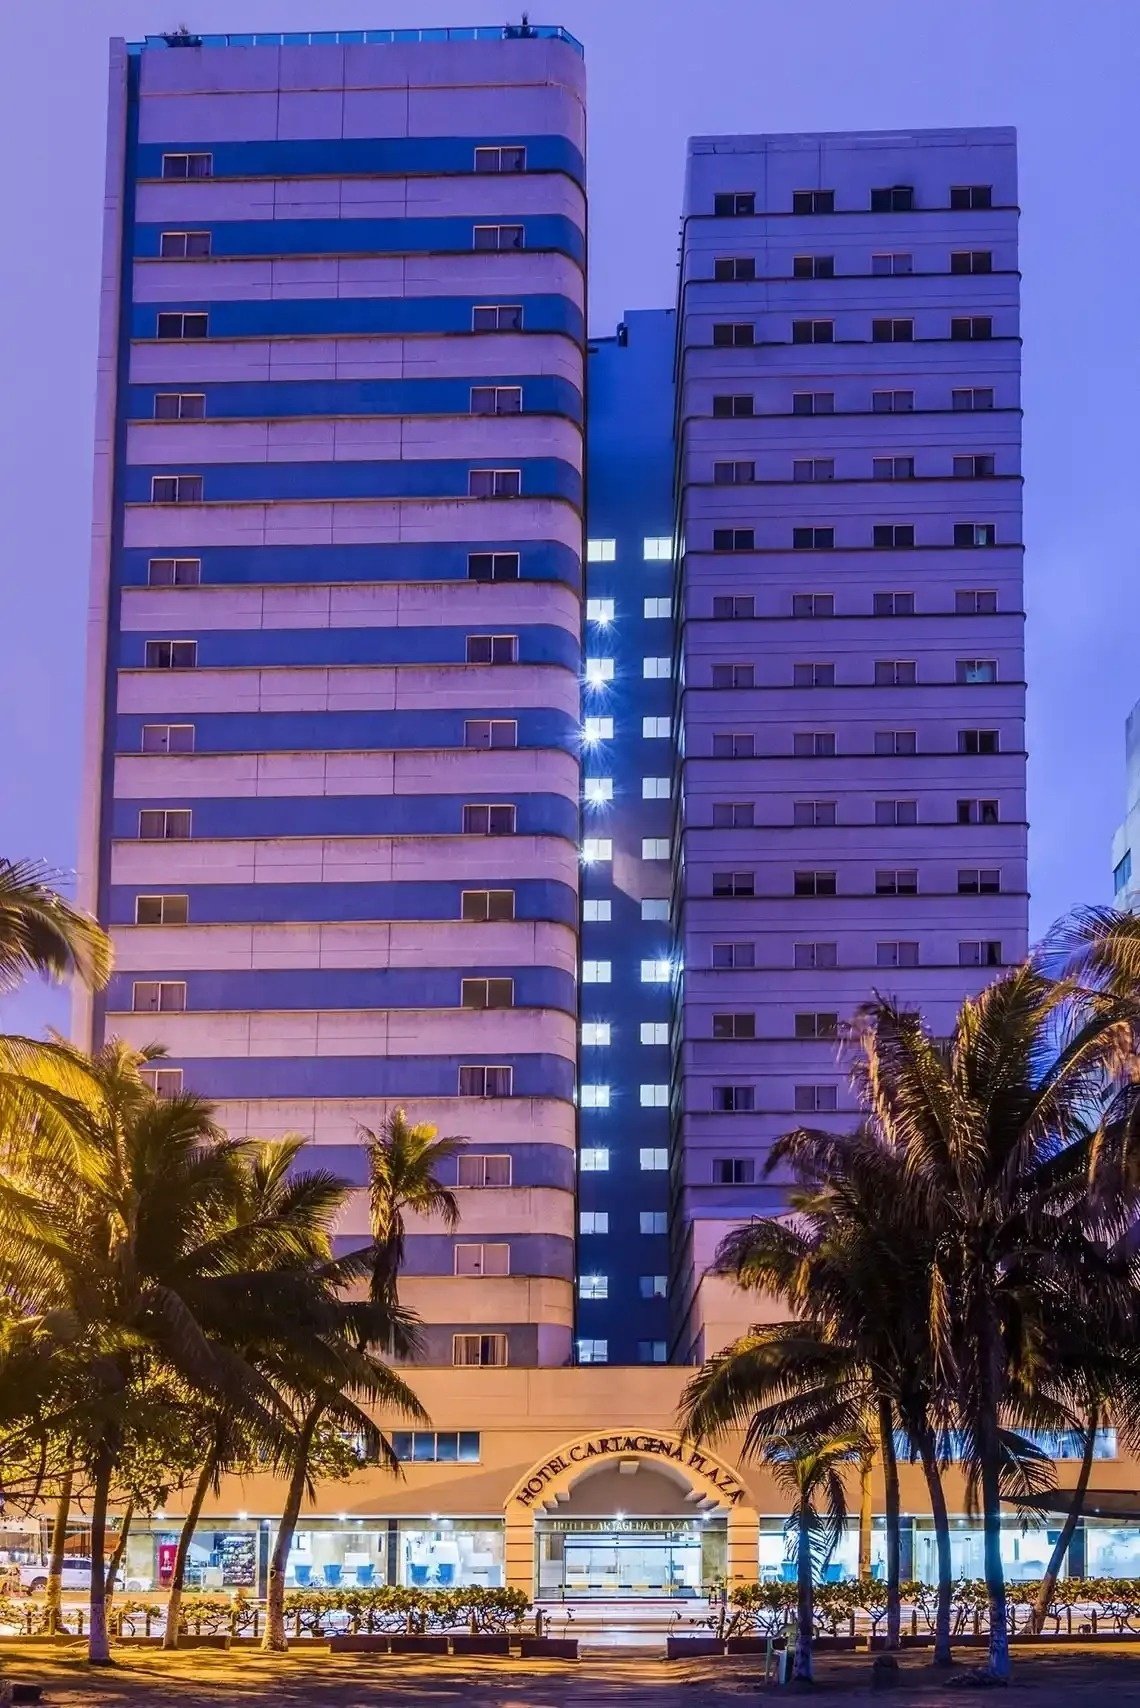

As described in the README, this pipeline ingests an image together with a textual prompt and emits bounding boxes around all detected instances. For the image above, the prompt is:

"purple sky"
[2,0,1137,1038]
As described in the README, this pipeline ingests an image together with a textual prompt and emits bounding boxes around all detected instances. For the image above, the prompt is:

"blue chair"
[436,1563,456,1587]
[779,1561,797,1583]
[822,1564,843,1584]
[324,1563,342,1588]
[355,1564,375,1588]
[409,1563,430,1587]
[293,1564,312,1587]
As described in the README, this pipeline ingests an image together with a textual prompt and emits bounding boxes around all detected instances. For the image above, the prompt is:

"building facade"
[72,26,1052,1604]
[1112,698,1140,910]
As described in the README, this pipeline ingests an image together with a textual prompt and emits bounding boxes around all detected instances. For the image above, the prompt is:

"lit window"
[453,1333,508,1367]
[580,1148,610,1172]
[641,1023,669,1044]
[642,839,670,860]
[586,658,615,686]
[643,537,672,561]
[582,960,612,983]
[579,1275,608,1300]
[643,657,672,679]
[581,839,613,863]
[643,717,671,738]
[644,597,672,618]
[641,899,669,921]
[583,717,614,742]
[584,778,614,805]
[582,900,612,923]
[577,1338,609,1363]
[456,1154,512,1188]
[581,1022,612,1045]
[641,960,671,983]
[587,538,617,562]
[587,598,616,624]
[642,778,670,799]
[580,1084,611,1109]
[454,1242,510,1277]
[140,1067,183,1098]
[580,1212,609,1233]
[639,1149,668,1171]
[131,980,187,1014]
[640,1084,669,1107]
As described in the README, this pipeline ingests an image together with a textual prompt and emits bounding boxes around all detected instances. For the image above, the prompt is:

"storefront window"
[287,1523,388,1589]
[758,1518,860,1583]
[1085,1524,1140,1579]
[399,1521,502,1589]
[913,1518,1054,1585]
[535,1517,721,1600]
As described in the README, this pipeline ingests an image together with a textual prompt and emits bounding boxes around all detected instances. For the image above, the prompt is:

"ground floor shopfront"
[6,1368,1140,1599]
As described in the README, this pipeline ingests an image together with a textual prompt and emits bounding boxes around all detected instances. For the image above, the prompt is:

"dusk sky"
[2,0,1137,1037]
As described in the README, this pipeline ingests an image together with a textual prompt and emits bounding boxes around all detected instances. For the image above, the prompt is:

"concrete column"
[725,1507,757,1589]
[505,1510,534,1595]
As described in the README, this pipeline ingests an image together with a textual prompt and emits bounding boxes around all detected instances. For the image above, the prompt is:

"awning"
[1029,1490,1140,1521]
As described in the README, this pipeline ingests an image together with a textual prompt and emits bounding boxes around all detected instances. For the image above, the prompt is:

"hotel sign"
[540,1517,702,1535]
[514,1434,744,1509]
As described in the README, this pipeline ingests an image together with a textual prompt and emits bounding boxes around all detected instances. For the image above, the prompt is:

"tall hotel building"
[77,29,1044,1600]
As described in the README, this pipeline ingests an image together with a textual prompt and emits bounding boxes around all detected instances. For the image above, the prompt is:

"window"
[1115,852,1133,895]
[462,803,515,835]
[643,657,672,679]
[464,719,517,750]
[159,230,211,259]
[643,717,671,737]
[581,840,612,863]
[140,1067,183,1098]
[957,798,1000,825]
[714,460,756,485]
[954,523,997,549]
[461,889,515,922]
[958,868,1001,894]
[154,392,205,421]
[793,254,835,278]
[794,870,837,897]
[461,977,514,1010]
[795,1011,838,1039]
[131,980,186,1014]
[584,778,613,804]
[877,941,919,968]
[644,537,673,561]
[714,191,755,216]
[392,1431,481,1464]
[793,527,834,550]
[793,662,835,687]
[871,252,913,275]
[950,316,993,341]
[958,729,1000,756]
[712,664,755,689]
[874,729,917,756]
[642,839,670,860]
[712,733,755,757]
[959,940,1003,968]
[473,224,523,250]
[134,894,188,925]
[467,552,521,588]
[580,1085,611,1109]
[713,801,755,827]
[793,458,835,483]
[470,384,523,416]
[454,1242,510,1277]
[956,589,998,615]
[469,468,521,498]
[473,144,526,173]
[873,456,915,481]
[712,871,754,897]
[642,777,670,799]
[793,190,835,214]
[141,723,194,753]
[950,250,994,275]
[792,593,834,618]
[457,1065,513,1099]
[582,900,612,922]
[714,254,758,284]
[870,185,914,212]
[641,899,669,921]
[466,634,517,665]
[583,960,613,982]
[712,528,755,553]
[585,658,615,685]
[793,800,837,827]
[156,312,208,340]
[577,1339,608,1364]
[713,322,756,347]
[456,1154,512,1188]
[580,1148,610,1172]
[147,557,201,587]
[873,390,914,414]
[639,1149,668,1171]
[875,660,917,686]
[453,1333,508,1367]
[875,869,918,895]
[873,592,915,617]
[793,730,836,757]
[472,303,523,332]
[161,152,212,179]
[640,1022,669,1043]
[138,809,191,840]
[713,1158,755,1185]
[792,319,834,345]
[956,659,998,684]
[950,184,993,210]
[953,454,996,480]
[644,597,671,619]
[639,1274,668,1299]
[873,524,915,549]
[712,942,754,970]
[872,318,914,343]
[640,1084,669,1108]
[795,1084,838,1113]
[581,1019,611,1042]
[792,392,835,415]
[584,716,614,741]
[713,1012,756,1039]
[795,941,837,969]
[150,475,203,504]
[639,1340,668,1363]
[712,394,754,418]
[953,387,995,411]
[640,1211,668,1235]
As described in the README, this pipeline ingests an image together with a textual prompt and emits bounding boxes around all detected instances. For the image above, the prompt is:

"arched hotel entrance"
[503,1431,756,1599]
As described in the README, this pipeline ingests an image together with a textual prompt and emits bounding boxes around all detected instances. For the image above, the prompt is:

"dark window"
[794,1084,838,1113]
[956,798,1000,825]
[954,522,997,547]
[713,256,756,281]
[875,660,917,686]
[462,889,515,922]
[792,392,834,415]
[871,252,913,276]
[714,192,755,216]
[792,318,834,344]
[874,798,918,827]
[474,144,526,173]
[713,322,756,347]
[392,1430,481,1464]
[793,459,835,482]
[711,663,755,689]
[138,809,191,840]
[462,804,516,835]
[469,468,521,498]
[793,254,835,278]
[466,634,517,665]
[952,388,995,411]
[712,394,754,418]
[958,729,1000,755]
[712,732,755,758]
[959,940,1003,967]
[956,659,998,684]
[464,719,517,749]
[713,1158,755,1185]
[712,528,755,552]
[470,385,522,415]
[870,185,914,212]
[144,639,197,670]
[467,551,520,582]
[154,392,205,421]
[712,595,755,619]
[161,152,212,179]
[134,893,189,925]
[950,184,993,210]
[150,474,203,504]
[793,800,837,827]
[141,723,194,754]
[956,589,998,615]
[873,592,915,617]
[793,527,834,550]
[793,662,835,688]
[877,941,919,968]
[874,729,917,756]
[794,941,837,969]
[872,318,914,342]
[712,801,755,828]
[950,250,994,274]
[794,870,837,897]
[950,316,993,341]
[712,941,755,969]
[713,459,756,485]
[714,1085,755,1113]
[794,1011,838,1038]
[712,871,755,897]
[792,593,834,618]
[159,230,211,259]
[792,190,835,214]
[147,557,200,588]
[872,390,914,413]
[472,224,524,250]
[131,980,187,1013]
[156,312,208,340]
[873,524,916,549]
[458,1066,513,1098]
[873,456,915,481]
[472,303,524,331]
[875,869,918,895]
[793,731,836,758]
[461,977,514,1009]
[953,454,996,479]
[713,1012,756,1040]
[958,869,1001,895]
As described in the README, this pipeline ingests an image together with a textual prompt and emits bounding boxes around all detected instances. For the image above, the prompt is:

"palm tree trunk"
[1030,1410,1098,1635]
[163,1446,217,1650]
[917,1430,953,1666]
[858,1446,873,1579]
[45,1460,74,1636]
[979,1416,1010,1680]
[104,1499,134,1613]
[87,1446,115,1666]
[793,1506,814,1684]
[261,1403,321,1653]
[877,1395,902,1649]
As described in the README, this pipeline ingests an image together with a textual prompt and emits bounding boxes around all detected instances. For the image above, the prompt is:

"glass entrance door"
[536,1523,711,1598]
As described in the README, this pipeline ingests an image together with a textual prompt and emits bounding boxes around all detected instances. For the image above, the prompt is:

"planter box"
[814,1636,859,1652]
[389,1635,450,1655]
[726,1637,778,1654]
[450,1635,511,1656]
[328,1635,391,1654]
[12,1688,43,1704]
[667,1637,724,1658]
[119,1634,232,1649]
[518,1637,578,1659]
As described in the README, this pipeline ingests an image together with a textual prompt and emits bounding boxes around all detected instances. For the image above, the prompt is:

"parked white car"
[14,1559,144,1594]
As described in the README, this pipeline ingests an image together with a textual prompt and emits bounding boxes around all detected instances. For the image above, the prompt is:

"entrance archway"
[503,1430,757,1597]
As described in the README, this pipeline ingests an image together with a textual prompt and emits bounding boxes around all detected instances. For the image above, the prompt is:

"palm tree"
[0,857,111,993]
[358,1109,463,1302]
[766,1436,856,1684]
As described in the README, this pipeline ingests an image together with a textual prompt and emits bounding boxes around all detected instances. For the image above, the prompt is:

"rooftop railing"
[135,24,583,55]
